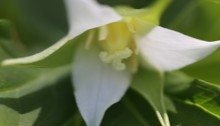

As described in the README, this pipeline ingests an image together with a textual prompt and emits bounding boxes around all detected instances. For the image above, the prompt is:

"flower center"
[98,22,134,71]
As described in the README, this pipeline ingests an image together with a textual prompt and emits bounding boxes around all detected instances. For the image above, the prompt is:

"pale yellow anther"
[112,59,125,71]
[99,51,112,63]
[99,26,108,41]
[99,48,132,71]
[85,30,96,49]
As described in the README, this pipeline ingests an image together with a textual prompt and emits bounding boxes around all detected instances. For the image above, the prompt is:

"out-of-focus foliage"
[165,72,220,119]
[0,66,76,126]
[98,0,154,8]
[0,0,68,53]
[0,0,220,126]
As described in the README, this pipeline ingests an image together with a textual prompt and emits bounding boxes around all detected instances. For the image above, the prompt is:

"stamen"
[112,58,126,71]
[99,26,108,41]
[98,22,137,71]
[99,48,132,71]
[127,40,139,73]
[99,51,112,63]
[85,30,95,49]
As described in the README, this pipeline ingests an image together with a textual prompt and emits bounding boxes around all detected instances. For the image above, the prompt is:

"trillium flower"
[2,0,220,126]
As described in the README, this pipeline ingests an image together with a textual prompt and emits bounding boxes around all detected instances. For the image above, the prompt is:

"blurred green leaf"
[165,71,194,93]
[0,19,25,60]
[182,49,220,84]
[0,65,76,126]
[62,112,86,126]
[0,44,9,61]
[102,90,163,126]
[0,66,68,95]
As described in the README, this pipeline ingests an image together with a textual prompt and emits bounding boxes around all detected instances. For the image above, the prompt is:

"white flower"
[2,0,220,126]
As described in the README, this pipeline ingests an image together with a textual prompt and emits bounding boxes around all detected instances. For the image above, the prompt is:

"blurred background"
[0,0,220,126]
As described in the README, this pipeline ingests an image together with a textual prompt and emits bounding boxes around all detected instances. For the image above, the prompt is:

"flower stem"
[148,0,172,22]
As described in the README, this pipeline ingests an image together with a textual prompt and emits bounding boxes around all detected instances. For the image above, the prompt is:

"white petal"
[65,0,121,39]
[136,26,220,71]
[72,45,131,126]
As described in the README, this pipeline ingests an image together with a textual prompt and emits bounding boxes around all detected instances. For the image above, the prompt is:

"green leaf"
[0,65,76,126]
[170,100,220,126]
[0,105,41,126]
[131,67,169,126]
[182,80,220,119]
[165,71,220,120]
[0,65,68,96]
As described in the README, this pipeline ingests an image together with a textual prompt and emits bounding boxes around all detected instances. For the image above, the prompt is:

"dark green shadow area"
[62,89,162,126]
[0,77,76,126]
[165,77,220,125]
[0,0,68,52]
[168,100,220,126]
[98,0,154,8]
[102,89,161,126]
